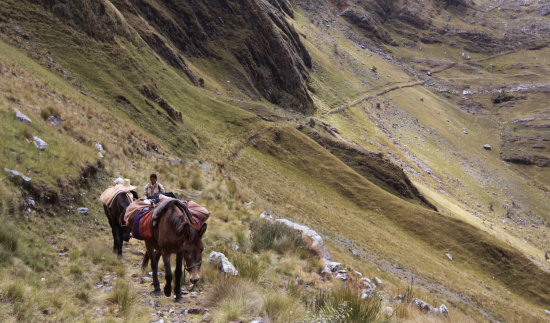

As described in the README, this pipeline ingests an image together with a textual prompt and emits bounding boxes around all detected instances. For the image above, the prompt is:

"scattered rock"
[15,109,32,123]
[445,252,453,261]
[202,313,212,322]
[199,163,212,171]
[33,136,47,150]
[27,198,36,207]
[383,306,393,317]
[322,261,342,273]
[335,270,349,281]
[483,144,492,150]
[414,298,431,312]
[461,52,471,60]
[4,168,31,183]
[208,251,238,276]
[77,207,89,215]
[188,307,203,314]
[420,97,424,101]
[14,26,31,39]
[374,277,383,285]
[244,201,254,207]
[93,142,104,152]
[132,250,145,256]
[47,115,61,125]
[114,177,124,184]
[463,128,468,134]
[545,309,550,315]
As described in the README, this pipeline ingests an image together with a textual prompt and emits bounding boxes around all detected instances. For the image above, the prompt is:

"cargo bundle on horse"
[100,179,138,256]
[124,196,210,301]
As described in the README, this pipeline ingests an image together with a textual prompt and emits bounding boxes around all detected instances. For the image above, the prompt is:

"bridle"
[183,260,202,288]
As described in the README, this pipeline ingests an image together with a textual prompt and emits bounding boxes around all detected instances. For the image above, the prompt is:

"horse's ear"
[182,223,191,239]
[199,223,207,238]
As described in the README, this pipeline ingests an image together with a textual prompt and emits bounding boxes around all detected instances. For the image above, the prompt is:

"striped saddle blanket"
[131,207,154,240]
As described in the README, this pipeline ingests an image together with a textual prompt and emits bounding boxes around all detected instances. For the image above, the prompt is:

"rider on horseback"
[144,173,165,198]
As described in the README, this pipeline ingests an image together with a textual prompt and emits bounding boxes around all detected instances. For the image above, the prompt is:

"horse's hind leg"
[141,251,150,270]
[146,242,161,295]
[174,251,183,302]
[162,251,173,297]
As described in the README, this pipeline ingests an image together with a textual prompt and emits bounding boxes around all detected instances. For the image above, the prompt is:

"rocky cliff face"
[38,0,314,113]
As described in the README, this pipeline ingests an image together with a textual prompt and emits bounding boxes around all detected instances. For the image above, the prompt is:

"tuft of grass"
[40,106,61,120]
[263,291,305,323]
[231,252,264,281]
[206,277,263,322]
[109,280,136,316]
[76,289,90,303]
[249,219,310,255]
[69,264,83,278]
[191,175,203,190]
[0,226,18,263]
[303,285,381,322]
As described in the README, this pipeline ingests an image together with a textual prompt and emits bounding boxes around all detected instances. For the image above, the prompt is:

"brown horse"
[103,191,138,256]
[145,201,207,301]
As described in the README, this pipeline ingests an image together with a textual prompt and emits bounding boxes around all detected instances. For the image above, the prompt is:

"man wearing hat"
[144,173,165,198]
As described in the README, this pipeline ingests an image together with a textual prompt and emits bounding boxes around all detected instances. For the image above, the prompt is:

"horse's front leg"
[162,251,173,297]
[146,243,161,295]
[174,251,183,302]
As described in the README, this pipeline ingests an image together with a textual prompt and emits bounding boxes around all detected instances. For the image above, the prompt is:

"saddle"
[124,196,210,241]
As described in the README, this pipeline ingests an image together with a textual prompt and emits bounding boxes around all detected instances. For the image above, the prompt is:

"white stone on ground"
[15,109,32,123]
[33,136,47,150]
[208,251,238,276]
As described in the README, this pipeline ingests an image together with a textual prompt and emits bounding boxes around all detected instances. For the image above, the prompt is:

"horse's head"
[121,224,131,242]
[182,223,207,284]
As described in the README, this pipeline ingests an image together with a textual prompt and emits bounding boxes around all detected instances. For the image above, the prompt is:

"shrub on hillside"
[249,219,309,254]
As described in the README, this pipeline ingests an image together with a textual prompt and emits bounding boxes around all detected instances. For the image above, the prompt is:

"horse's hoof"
[164,286,171,297]
[150,289,161,296]
[175,295,184,303]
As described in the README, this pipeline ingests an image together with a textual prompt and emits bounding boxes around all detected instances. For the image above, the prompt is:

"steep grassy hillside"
[1,0,549,322]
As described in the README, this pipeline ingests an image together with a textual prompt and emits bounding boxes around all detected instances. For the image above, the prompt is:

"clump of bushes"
[249,219,309,255]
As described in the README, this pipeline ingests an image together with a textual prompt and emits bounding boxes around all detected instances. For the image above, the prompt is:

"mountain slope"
[1,0,549,321]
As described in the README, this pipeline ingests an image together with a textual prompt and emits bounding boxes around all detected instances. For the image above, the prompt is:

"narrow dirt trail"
[124,240,209,323]
[324,80,425,115]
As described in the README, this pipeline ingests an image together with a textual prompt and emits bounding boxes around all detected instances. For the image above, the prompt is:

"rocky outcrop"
[340,9,395,44]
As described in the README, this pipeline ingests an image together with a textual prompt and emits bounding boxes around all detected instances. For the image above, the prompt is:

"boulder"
[276,218,331,260]
[483,144,492,150]
[33,136,47,150]
[4,168,31,183]
[208,251,238,276]
[15,109,32,123]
